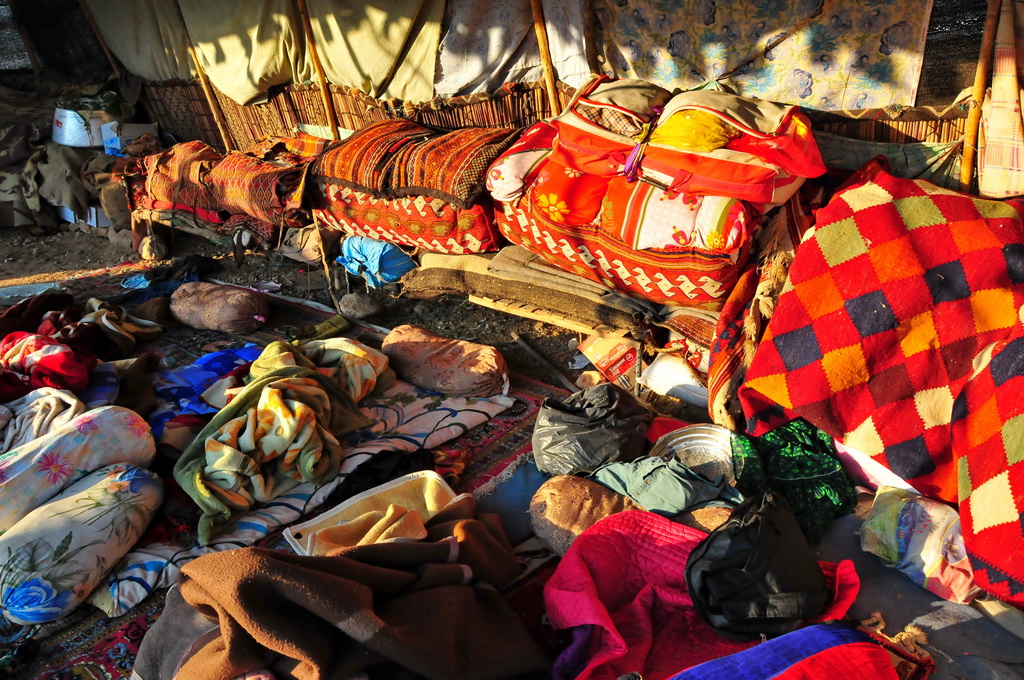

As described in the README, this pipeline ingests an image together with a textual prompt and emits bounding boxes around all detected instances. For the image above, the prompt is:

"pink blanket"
[544,510,860,680]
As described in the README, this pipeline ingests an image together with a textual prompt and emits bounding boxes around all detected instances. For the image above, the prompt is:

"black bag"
[685,491,829,641]
[532,383,653,476]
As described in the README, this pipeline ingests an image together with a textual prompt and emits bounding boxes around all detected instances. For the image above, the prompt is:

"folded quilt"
[311,118,518,208]
[0,406,155,533]
[0,387,84,454]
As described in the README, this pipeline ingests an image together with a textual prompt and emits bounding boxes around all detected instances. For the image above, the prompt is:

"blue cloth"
[148,345,263,438]
[335,236,415,288]
[667,624,875,679]
[79,363,121,409]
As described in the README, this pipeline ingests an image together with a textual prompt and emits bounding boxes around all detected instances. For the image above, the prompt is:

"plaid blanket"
[739,161,1024,605]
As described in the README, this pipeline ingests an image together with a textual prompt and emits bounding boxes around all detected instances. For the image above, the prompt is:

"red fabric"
[0,332,95,401]
[949,334,1024,606]
[544,510,860,680]
[528,159,610,225]
[739,162,1024,503]
[495,201,750,309]
[645,416,690,443]
[313,181,501,254]
[774,642,899,679]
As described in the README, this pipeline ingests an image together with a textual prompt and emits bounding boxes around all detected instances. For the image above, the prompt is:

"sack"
[860,486,981,604]
[278,225,342,264]
[532,383,653,475]
[685,491,829,641]
[170,282,268,334]
[380,324,509,397]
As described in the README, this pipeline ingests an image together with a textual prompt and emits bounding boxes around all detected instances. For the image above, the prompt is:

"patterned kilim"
[495,199,752,309]
[141,140,222,214]
[389,126,519,208]
[310,119,433,197]
[313,182,501,254]
[738,162,1024,605]
[207,151,309,229]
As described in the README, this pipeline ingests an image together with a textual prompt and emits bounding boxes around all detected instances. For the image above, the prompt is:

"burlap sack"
[170,282,268,334]
[530,476,643,556]
[530,474,734,555]
[380,325,508,397]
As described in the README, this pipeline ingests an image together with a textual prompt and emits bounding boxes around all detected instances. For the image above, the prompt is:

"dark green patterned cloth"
[730,418,855,542]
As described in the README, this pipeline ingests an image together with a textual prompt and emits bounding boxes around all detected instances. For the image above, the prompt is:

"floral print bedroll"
[592,0,934,111]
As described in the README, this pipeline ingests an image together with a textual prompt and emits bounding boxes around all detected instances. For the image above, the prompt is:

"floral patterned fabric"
[592,0,934,111]
[0,464,162,625]
[0,406,156,534]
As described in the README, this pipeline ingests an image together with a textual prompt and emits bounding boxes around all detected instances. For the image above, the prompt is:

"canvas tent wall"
[0,0,991,172]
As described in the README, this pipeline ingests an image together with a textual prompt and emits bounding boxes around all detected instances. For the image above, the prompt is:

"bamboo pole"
[960,0,1002,193]
[295,0,340,140]
[75,0,122,79]
[7,0,41,76]
[529,0,561,116]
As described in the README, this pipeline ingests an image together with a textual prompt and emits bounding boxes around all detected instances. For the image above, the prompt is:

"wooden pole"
[75,0,123,79]
[185,43,235,152]
[529,0,561,116]
[960,0,1002,193]
[7,0,41,76]
[295,0,340,140]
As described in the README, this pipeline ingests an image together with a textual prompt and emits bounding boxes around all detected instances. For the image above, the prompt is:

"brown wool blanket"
[174,505,549,680]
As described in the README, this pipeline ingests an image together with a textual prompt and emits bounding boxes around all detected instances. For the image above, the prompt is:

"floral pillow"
[486,121,557,202]
[0,464,163,625]
[527,159,610,226]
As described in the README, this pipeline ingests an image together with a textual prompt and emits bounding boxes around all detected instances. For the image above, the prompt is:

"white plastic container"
[52,107,118,147]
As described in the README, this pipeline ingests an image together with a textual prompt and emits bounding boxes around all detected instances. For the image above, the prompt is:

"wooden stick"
[529,0,561,116]
[295,0,340,139]
[184,43,234,152]
[961,0,1002,193]
[75,0,122,79]
[7,0,40,76]
[511,331,578,391]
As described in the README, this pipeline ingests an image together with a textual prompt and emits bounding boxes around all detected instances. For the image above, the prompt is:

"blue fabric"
[148,345,263,437]
[475,459,549,546]
[335,236,415,288]
[79,363,121,409]
[667,624,873,680]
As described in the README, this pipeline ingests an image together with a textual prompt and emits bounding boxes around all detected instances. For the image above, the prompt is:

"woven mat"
[450,373,568,495]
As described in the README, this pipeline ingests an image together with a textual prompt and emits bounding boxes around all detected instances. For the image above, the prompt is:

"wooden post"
[7,0,41,76]
[529,0,561,116]
[960,0,1002,193]
[295,0,340,140]
[185,44,235,152]
[75,0,123,79]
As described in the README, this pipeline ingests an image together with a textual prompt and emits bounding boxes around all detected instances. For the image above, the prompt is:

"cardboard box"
[101,121,159,156]
[56,204,111,228]
[578,335,641,392]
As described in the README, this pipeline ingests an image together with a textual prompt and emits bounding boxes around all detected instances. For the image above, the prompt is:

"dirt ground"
[0,225,586,385]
